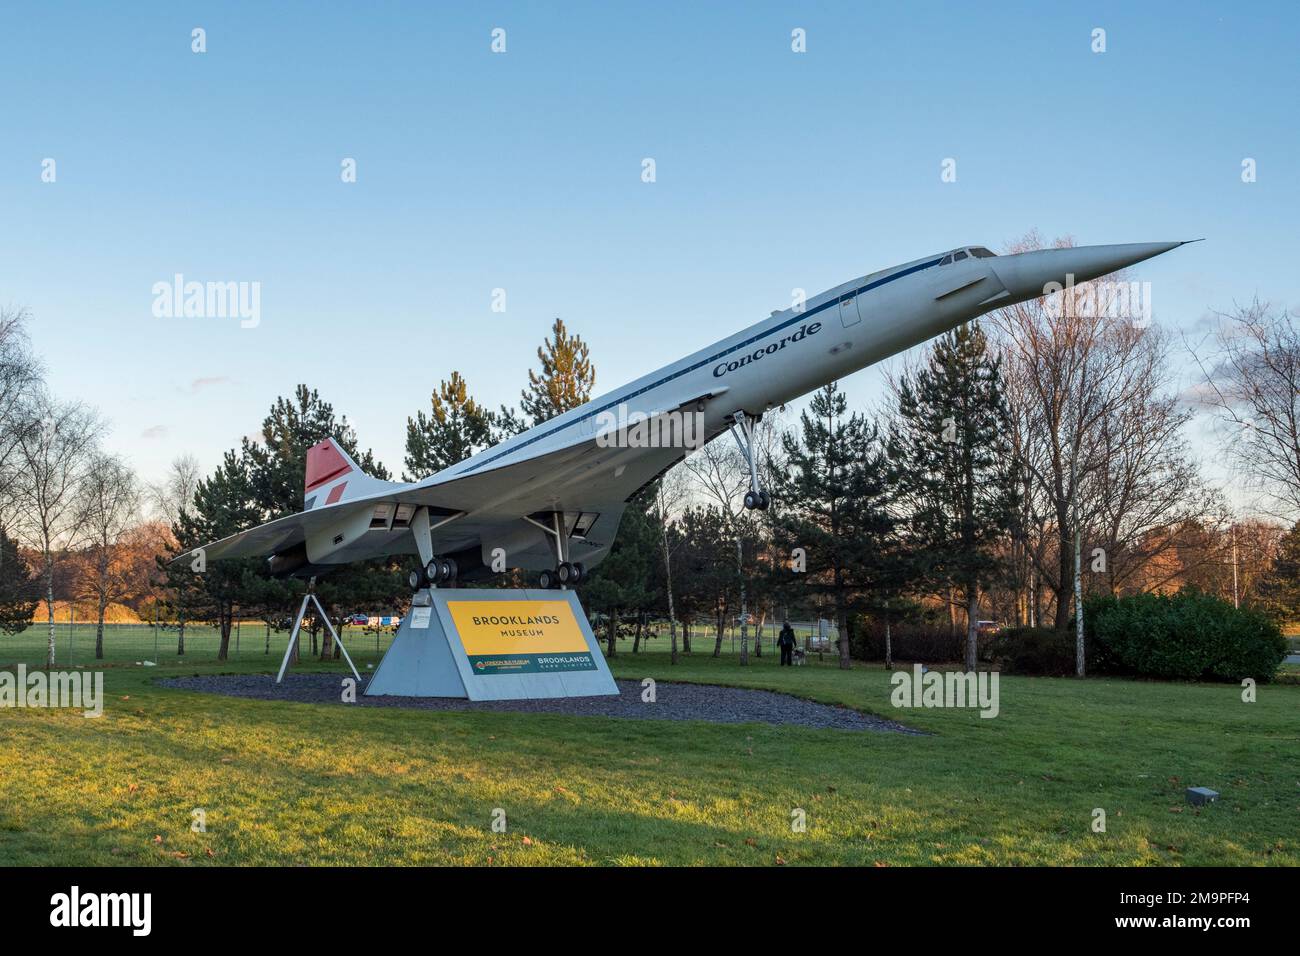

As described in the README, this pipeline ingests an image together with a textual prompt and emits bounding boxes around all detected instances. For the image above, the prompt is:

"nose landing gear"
[731,411,771,511]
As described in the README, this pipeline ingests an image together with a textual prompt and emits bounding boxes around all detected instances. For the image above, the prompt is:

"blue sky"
[2,1,1297,502]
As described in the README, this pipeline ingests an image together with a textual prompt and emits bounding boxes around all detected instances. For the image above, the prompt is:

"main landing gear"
[538,561,585,590]
[408,507,466,590]
[408,556,458,590]
[730,410,771,511]
[523,511,586,590]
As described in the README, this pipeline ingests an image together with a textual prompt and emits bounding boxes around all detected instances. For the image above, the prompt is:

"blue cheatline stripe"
[455,256,944,476]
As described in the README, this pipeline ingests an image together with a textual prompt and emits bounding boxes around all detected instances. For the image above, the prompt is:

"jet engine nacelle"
[306,507,373,563]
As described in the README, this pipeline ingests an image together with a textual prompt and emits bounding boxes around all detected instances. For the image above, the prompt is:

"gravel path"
[159,674,919,734]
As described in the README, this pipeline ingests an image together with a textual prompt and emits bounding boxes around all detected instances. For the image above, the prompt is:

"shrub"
[850,618,964,663]
[1086,588,1287,682]
[991,627,1076,676]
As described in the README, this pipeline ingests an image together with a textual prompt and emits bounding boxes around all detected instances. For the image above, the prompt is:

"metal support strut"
[729,411,770,510]
[522,511,583,589]
[276,578,362,684]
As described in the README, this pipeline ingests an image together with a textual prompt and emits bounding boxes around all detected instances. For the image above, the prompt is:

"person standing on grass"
[777,621,797,666]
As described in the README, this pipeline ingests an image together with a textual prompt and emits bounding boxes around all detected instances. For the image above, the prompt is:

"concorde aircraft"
[178,240,1191,589]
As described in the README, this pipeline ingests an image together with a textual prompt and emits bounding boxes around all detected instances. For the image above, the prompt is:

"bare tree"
[990,235,1215,658]
[682,409,786,664]
[79,453,141,659]
[9,392,100,666]
[1189,300,1300,520]
[148,453,201,528]
[653,465,691,665]
[1090,325,1224,594]
[0,308,43,514]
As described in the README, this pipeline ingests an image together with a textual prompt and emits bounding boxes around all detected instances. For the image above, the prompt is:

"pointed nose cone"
[991,241,1192,304]
[1066,241,1188,278]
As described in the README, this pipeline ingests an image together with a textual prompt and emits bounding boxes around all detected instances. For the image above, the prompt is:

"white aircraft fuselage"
[184,240,1190,585]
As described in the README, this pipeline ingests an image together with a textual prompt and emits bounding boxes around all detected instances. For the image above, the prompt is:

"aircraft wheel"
[757,491,771,510]
[743,491,758,510]
[443,558,458,582]
[571,562,586,584]
[557,561,574,585]
[408,569,423,591]
[538,568,556,589]
[425,558,441,582]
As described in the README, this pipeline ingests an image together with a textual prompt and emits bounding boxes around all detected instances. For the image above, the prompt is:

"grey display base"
[364,587,618,700]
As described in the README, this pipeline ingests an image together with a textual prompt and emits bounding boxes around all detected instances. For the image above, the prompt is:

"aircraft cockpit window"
[953,250,969,261]
[968,247,997,258]
[939,253,953,265]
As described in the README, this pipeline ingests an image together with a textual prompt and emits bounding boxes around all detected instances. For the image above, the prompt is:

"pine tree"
[243,384,389,520]
[0,524,39,635]
[772,383,895,670]
[166,386,402,662]
[515,318,595,427]
[241,386,400,661]
[1255,521,1300,625]
[888,322,1017,670]
[167,449,265,660]
[676,505,739,659]
[581,494,657,657]
[404,372,495,479]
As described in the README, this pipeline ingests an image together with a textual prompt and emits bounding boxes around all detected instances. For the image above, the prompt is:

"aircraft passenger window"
[953,250,968,261]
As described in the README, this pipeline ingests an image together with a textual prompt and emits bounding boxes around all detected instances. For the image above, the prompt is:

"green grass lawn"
[1,621,397,669]
[1,634,1296,866]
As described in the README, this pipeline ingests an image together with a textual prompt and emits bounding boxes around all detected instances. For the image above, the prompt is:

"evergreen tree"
[0,524,38,635]
[404,372,495,479]
[243,384,390,520]
[514,318,595,427]
[888,322,1017,670]
[772,383,895,670]
[669,509,719,655]
[241,386,400,661]
[581,492,657,657]
[1255,521,1300,625]
[166,386,403,662]
[167,449,265,660]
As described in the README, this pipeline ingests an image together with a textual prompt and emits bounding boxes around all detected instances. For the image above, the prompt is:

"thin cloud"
[189,376,232,394]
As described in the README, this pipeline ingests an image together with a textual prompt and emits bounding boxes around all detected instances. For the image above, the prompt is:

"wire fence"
[1,618,838,668]
[0,622,396,668]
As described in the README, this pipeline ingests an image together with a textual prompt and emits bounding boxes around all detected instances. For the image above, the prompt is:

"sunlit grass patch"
[0,645,1296,866]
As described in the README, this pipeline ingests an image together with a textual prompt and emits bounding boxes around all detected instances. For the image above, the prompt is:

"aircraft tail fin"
[304,438,368,510]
